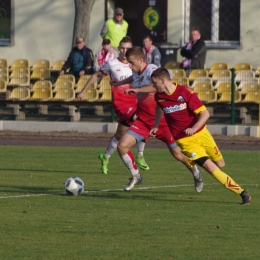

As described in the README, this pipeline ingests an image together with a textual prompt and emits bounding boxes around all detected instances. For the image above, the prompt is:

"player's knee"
[194,156,209,167]
[214,159,225,168]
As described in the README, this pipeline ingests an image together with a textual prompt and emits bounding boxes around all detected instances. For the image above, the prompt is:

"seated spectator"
[94,39,117,72]
[180,27,206,70]
[142,35,161,67]
[60,37,94,77]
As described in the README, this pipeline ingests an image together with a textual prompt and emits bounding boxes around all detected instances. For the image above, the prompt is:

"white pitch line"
[0,183,258,199]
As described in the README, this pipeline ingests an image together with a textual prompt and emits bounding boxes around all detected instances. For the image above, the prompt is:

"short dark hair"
[191,27,201,34]
[143,35,153,41]
[126,46,145,60]
[119,36,132,46]
[102,38,111,45]
[151,68,171,80]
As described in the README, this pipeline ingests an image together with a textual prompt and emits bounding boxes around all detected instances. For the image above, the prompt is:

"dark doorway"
[108,0,168,46]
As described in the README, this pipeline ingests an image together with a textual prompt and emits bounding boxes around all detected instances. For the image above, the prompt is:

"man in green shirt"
[100,7,128,51]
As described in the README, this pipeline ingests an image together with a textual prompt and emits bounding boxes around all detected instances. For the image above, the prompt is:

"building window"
[184,0,240,48]
[0,0,13,46]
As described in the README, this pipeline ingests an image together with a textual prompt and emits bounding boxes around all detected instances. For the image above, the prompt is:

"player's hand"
[79,70,85,77]
[77,91,84,100]
[124,89,137,95]
[150,128,158,137]
[59,70,65,76]
[184,128,196,136]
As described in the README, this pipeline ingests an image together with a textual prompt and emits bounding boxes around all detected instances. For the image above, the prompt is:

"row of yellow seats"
[5,86,112,102]
[197,89,259,104]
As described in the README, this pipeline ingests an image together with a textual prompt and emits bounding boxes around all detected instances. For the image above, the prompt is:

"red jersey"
[100,58,136,110]
[154,84,206,140]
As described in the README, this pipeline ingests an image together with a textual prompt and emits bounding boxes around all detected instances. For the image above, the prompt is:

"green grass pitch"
[0,145,259,259]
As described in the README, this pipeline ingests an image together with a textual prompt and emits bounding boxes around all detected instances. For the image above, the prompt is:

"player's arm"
[112,76,133,86]
[125,84,156,94]
[184,108,209,136]
[150,105,163,137]
[77,71,103,100]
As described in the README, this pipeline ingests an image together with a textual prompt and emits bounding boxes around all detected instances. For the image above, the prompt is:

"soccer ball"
[64,176,85,196]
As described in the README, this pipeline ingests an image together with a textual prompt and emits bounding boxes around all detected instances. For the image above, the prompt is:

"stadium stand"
[30,68,51,81]
[208,62,229,76]
[197,90,217,103]
[29,87,53,101]
[52,88,75,101]
[217,90,241,103]
[234,62,253,71]
[193,82,213,93]
[6,86,30,101]
[164,61,181,69]
[52,81,74,93]
[211,70,231,83]
[31,80,53,92]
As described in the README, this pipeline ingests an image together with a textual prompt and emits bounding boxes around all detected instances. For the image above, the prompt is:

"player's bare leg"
[117,133,142,191]
[168,146,203,193]
[98,123,128,174]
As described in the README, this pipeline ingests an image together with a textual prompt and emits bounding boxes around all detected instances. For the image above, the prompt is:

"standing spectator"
[94,38,117,72]
[142,35,161,67]
[100,7,128,51]
[180,27,206,70]
[60,37,94,77]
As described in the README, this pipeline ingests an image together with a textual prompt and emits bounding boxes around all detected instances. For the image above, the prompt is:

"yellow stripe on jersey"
[194,105,206,114]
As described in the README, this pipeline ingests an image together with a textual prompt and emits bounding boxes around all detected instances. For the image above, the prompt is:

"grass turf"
[0,146,259,259]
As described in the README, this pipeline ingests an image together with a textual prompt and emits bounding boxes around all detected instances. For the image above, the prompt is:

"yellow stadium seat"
[193,82,213,93]
[240,82,260,94]
[52,88,75,101]
[0,67,8,75]
[31,59,51,70]
[29,87,53,101]
[164,61,181,69]
[211,70,231,82]
[235,70,255,83]
[170,68,186,79]
[188,69,208,81]
[52,80,74,92]
[80,89,99,102]
[75,75,96,93]
[30,68,51,80]
[10,67,30,77]
[216,82,232,94]
[98,89,112,101]
[10,59,30,71]
[8,74,30,87]
[97,76,111,93]
[208,62,229,76]
[6,86,30,101]
[241,91,259,103]
[234,63,252,71]
[53,74,76,86]
[255,65,260,77]
[0,59,8,68]
[31,80,52,92]
[197,90,217,103]
[0,74,8,84]
[217,90,241,103]
[173,77,189,86]
[51,60,66,71]
[0,79,7,92]
[237,79,258,90]
[190,77,212,88]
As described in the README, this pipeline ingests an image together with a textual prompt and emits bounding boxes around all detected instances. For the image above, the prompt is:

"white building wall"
[168,0,260,69]
[0,0,104,66]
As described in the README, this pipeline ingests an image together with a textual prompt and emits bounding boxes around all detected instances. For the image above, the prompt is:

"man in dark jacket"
[60,37,94,77]
[180,28,206,70]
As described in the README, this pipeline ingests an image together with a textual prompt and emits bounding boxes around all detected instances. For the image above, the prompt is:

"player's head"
[191,27,201,41]
[118,36,133,61]
[102,38,111,52]
[143,35,153,50]
[151,68,171,92]
[114,7,124,23]
[125,46,145,72]
[75,37,85,50]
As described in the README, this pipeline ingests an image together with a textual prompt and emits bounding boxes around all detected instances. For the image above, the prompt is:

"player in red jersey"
[113,47,203,192]
[77,37,149,174]
[149,67,251,204]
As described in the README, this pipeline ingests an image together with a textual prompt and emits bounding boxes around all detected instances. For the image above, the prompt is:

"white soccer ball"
[64,176,85,196]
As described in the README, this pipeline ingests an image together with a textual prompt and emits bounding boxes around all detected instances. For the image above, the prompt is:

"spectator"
[100,7,128,51]
[60,37,94,77]
[94,38,117,72]
[180,27,206,70]
[142,35,161,67]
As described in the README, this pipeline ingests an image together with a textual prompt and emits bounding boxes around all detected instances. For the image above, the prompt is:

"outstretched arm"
[112,76,133,86]
[150,105,163,137]
[125,84,155,94]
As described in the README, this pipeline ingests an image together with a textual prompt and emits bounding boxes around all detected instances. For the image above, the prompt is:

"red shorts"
[113,104,137,126]
[127,118,176,145]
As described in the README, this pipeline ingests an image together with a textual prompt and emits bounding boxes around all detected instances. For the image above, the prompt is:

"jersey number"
[214,146,219,155]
